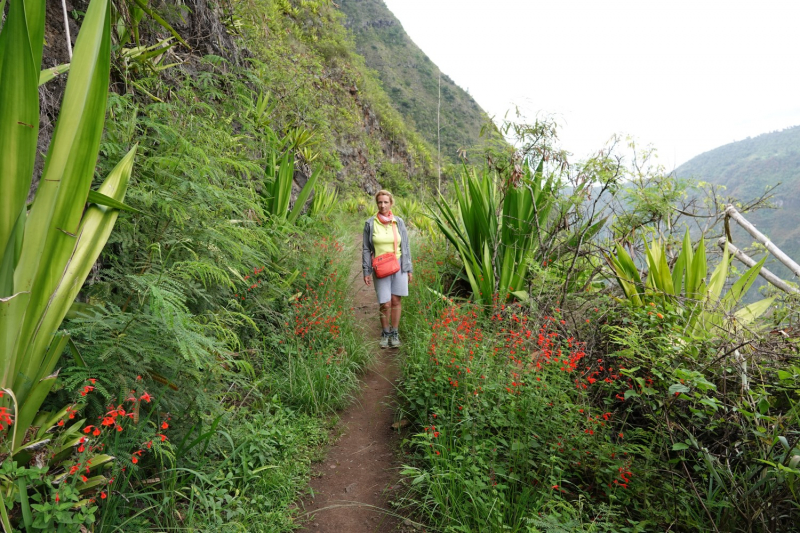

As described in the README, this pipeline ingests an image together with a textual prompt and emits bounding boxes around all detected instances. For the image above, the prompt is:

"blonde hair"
[374,190,394,205]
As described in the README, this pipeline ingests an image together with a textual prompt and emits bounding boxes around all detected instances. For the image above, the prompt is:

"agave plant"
[341,196,370,215]
[0,0,135,521]
[607,229,775,337]
[431,162,556,306]
[309,183,339,219]
[394,198,434,233]
[261,127,320,223]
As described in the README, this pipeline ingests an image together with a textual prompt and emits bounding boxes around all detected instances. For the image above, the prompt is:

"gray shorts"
[373,270,408,304]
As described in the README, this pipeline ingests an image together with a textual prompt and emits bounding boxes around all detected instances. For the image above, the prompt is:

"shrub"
[397,244,636,530]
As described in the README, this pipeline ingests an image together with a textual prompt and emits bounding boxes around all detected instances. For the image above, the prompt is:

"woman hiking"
[362,190,413,348]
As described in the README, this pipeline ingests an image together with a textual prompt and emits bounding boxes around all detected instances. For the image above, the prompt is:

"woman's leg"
[379,301,391,330]
[390,294,402,329]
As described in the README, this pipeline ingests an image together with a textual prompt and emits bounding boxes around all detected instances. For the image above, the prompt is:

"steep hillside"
[676,126,800,284]
[35,0,436,197]
[338,0,497,166]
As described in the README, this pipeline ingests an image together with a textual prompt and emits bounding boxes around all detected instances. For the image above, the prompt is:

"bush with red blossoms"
[0,379,170,530]
[398,244,637,530]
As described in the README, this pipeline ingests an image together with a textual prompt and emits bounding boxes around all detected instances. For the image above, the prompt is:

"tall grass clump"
[239,219,370,415]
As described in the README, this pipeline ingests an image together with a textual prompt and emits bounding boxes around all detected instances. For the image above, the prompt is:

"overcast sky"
[382,0,800,169]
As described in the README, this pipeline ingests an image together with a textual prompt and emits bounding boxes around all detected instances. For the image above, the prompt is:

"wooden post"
[725,204,800,278]
[437,72,441,193]
[61,0,73,59]
[717,238,800,295]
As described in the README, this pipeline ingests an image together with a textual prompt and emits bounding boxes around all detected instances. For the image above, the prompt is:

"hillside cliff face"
[34,0,437,197]
[338,0,497,165]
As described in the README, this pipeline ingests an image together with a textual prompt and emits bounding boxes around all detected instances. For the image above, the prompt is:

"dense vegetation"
[393,127,800,531]
[1,0,797,531]
[0,0,426,529]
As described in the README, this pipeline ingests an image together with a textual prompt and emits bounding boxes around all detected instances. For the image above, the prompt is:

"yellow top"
[373,219,402,260]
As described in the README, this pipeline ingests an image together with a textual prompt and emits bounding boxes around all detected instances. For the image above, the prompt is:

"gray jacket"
[362,216,413,277]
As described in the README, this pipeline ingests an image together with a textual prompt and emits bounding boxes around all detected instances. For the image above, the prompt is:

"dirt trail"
[297,239,411,532]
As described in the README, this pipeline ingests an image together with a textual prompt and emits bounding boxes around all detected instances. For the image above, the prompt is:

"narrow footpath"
[298,237,413,532]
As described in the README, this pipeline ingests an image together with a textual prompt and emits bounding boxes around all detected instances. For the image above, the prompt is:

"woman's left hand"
[408,273,413,284]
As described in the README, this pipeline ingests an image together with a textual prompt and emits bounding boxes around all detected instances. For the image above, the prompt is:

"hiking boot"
[380,331,391,349]
[389,330,401,348]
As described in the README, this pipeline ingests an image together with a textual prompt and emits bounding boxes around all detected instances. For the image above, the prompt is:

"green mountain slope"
[676,126,800,200]
[35,0,436,197]
[675,126,800,286]
[338,0,496,165]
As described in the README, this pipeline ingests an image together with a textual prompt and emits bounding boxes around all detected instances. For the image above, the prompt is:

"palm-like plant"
[309,184,339,219]
[0,0,135,463]
[608,230,775,337]
[261,127,320,223]
[394,198,433,233]
[431,162,556,306]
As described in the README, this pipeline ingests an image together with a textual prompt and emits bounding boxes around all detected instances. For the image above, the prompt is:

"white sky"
[382,0,800,169]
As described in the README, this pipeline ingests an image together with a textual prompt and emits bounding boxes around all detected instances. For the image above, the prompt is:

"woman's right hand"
[364,276,371,286]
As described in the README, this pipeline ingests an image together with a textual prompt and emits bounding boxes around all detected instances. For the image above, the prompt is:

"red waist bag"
[372,221,400,278]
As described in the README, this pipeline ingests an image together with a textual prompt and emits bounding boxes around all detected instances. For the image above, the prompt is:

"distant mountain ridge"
[676,126,800,202]
[338,0,496,165]
[675,125,800,287]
